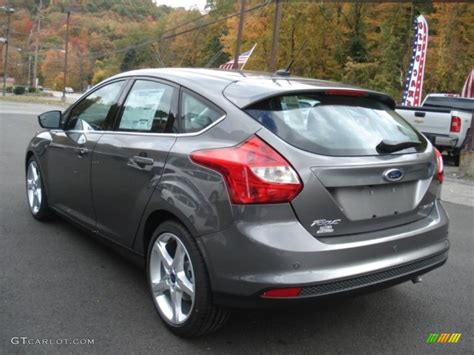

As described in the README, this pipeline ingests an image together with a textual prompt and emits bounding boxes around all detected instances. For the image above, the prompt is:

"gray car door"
[46,80,125,228]
[91,78,178,246]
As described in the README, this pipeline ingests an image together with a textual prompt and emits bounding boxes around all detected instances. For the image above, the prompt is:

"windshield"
[423,96,474,112]
[246,94,426,156]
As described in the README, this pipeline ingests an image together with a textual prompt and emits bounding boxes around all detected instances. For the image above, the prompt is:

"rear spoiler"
[240,89,396,110]
[223,79,396,110]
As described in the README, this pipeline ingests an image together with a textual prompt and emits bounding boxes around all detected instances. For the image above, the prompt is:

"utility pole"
[233,0,246,70]
[27,52,32,87]
[269,0,282,72]
[62,10,71,101]
[25,29,33,87]
[33,0,42,89]
[78,51,83,92]
[1,6,15,97]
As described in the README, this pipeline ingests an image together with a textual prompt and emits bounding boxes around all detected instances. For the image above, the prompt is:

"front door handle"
[77,147,88,157]
[132,155,154,166]
[414,111,426,117]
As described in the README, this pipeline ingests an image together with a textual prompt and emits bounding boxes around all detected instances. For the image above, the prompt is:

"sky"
[152,0,208,12]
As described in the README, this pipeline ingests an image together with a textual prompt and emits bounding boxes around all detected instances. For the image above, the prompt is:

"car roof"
[110,68,395,109]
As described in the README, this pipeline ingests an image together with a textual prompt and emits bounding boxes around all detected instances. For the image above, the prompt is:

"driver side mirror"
[38,110,62,129]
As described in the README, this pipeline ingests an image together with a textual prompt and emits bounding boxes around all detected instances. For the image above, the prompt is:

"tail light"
[450,116,461,133]
[190,136,302,204]
[434,148,444,183]
[325,89,367,97]
[261,287,302,298]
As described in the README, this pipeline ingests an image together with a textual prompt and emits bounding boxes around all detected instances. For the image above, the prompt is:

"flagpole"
[240,43,257,70]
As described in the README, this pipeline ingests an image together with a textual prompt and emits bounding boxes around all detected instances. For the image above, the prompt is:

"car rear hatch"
[240,87,440,238]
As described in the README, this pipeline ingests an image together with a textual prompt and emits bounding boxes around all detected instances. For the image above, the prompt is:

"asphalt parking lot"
[1,101,473,354]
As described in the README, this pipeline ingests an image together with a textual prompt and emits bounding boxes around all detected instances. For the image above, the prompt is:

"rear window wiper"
[376,139,421,154]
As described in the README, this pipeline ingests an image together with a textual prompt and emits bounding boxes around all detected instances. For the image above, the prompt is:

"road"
[0,101,473,354]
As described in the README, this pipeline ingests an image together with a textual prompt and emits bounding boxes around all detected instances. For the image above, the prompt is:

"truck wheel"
[453,149,461,167]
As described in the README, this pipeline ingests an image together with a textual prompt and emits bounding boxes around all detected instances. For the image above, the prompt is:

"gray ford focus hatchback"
[26,68,449,337]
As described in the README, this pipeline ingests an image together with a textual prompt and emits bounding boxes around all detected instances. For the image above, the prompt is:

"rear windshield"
[246,94,426,156]
[423,96,474,112]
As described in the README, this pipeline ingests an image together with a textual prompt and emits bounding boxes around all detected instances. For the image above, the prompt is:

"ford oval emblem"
[383,168,404,182]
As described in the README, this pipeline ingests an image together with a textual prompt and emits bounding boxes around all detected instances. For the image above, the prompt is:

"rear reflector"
[434,148,444,183]
[261,287,302,298]
[190,136,302,204]
[450,116,461,133]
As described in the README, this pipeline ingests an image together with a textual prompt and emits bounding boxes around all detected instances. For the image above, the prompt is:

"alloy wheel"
[149,232,195,325]
[26,161,42,215]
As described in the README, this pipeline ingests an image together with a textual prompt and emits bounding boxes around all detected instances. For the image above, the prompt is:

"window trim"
[63,79,127,131]
[178,87,226,134]
[112,78,179,134]
[60,75,227,137]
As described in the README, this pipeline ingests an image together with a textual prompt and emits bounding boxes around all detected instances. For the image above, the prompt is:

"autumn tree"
[5,0,474,99]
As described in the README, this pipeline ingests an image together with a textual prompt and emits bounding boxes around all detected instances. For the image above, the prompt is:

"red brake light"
[434,148,444,184]
[450,116,461,133]
[261,287,302,298]
[190,136,302,204]
[325,89,367,97]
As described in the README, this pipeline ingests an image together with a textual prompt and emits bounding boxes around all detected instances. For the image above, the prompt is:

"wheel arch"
[139,209,199,257]
[25,150,35,168]
[25,150,46,188]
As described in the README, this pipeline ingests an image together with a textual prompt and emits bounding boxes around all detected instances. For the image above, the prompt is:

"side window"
[118,80,175,133]
[68,81,124,131]
[180,92,224,133]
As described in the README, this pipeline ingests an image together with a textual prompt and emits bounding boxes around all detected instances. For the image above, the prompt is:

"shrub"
[13,86,26,95]
[28,86,37,93]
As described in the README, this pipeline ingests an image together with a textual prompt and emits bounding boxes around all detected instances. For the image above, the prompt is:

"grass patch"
[0,95,69,107]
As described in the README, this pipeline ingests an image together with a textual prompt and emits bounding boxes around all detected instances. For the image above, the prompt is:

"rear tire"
[147,220,229,337]
[26,156,50,220]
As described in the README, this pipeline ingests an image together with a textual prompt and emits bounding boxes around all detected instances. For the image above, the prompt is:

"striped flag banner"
[401,15,429,107]
[219,43,257,70]
[461,69,474,98]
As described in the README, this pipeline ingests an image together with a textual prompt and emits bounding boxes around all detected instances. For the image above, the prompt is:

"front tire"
[26,156,50,220]
[147,220,229,337]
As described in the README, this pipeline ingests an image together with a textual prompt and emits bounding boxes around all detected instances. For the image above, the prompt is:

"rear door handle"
[414,111,426,117]
[76,147,88,157]
[132,155,154,166]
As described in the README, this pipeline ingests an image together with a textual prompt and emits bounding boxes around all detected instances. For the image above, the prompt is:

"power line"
[86,11,211,59]
[205,48,226,68]
[16,1,270,68]
[87,0,271,61]
[13,1,272,84]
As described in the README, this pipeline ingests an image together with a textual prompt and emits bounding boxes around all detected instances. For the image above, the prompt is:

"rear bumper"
[213,253,447,308]
[424,132,459,149]
[197,200,449,308]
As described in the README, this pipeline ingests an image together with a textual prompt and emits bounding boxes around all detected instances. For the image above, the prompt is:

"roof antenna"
[274,39,308,77]
[275,59,293,77]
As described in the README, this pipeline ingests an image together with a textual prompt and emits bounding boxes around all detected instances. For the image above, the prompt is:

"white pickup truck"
[396,94,473,166]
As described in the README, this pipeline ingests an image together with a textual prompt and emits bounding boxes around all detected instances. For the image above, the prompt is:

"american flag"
[401,15,429,107]
[219,44,257,70]
[461,69,473,98]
